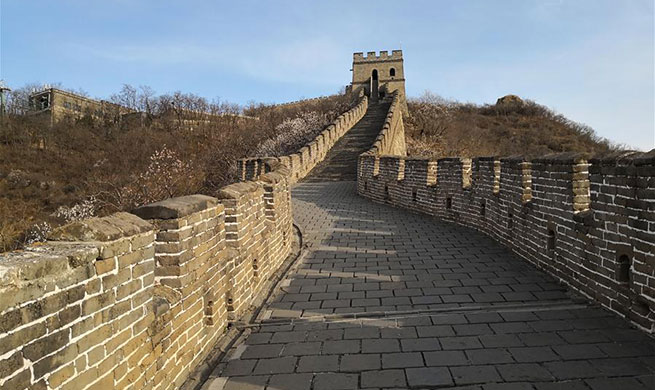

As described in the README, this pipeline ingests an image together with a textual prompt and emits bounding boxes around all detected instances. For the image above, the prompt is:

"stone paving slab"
[203,182,655,390]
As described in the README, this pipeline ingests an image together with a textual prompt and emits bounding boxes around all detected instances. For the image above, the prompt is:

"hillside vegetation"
[405,92,621,158]
[0,85,356,251]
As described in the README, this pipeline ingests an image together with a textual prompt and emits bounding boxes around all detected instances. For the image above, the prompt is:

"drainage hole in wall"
[617,254,631,284]
[547,229,556,252]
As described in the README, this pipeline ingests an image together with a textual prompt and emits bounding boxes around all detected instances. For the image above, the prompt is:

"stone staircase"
[303,101,390,182]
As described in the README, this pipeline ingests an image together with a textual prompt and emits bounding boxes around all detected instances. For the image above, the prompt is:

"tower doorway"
[371,69,379,102]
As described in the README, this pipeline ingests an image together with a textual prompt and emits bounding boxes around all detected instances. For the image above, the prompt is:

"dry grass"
[405,92,622,158]
[0,90,356,251]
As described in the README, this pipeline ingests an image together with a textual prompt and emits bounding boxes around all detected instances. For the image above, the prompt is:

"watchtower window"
[39,95,50,110]
[372,69,378,81]
[390,68,396,77]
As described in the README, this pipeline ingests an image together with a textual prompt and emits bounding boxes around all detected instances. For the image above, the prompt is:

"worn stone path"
[205,182,655,390]
[202,103,655,389]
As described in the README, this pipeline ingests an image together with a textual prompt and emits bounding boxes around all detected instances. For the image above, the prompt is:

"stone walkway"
[206,182,655,390]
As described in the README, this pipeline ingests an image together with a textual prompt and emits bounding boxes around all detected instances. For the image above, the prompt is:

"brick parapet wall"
[0,159,295,389]
[131,195,229,390]
[238,95,369,184]
[0,212,157,390]
[359,91,406,160]
[0,93,370,390]
[358,150,655,332]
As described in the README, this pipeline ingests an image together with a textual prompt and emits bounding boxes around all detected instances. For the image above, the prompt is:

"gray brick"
[323,340,360,354]
[451,365,501,385]
[479,334,523,348]
[424,350,468,366]
[431,314,468,325]
[380,328,417,339]
[406,367,453,387]
[241,344,283,359]
[306,329,343,342]
[416,325,455,337]
[223,375,269,390]
[362,339,400,353]
[454,324,494,336]
[352,298,380,307]
[297,355,339,372]
[361,369,407,388]
[401,338,441,352]
[222,360,256,376]
[534,380,589,390]
[253,357,296,375]
[466,348,513,364]
[441,336,483,350]
[585,377,652,390]
[509,347,559,363]
[245,333,272,345]
[313,373,358,390]
[382,352,423,368]
[340,353,380,372]
[496,363,554,382]
[271,331,306,343]
[552,344,606,360]
[281,342,321,356]
[544,361,602,380]
[344,327,380,339]
[268,373,313,390]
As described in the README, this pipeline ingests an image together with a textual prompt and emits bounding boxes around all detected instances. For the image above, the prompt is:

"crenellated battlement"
[353,50,403,63]
[358,145,655,332]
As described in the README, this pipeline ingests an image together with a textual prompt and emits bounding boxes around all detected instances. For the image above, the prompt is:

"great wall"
[1,50,654,390]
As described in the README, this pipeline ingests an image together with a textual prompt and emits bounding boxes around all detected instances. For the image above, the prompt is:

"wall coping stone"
[0,243,98,285]
[216,182,262,199]
[48,212,153,242]
[133,194,219,220]
[473,156,497,162]
[533,152,589,163]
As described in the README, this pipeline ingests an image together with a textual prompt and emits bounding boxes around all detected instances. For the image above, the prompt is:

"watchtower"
[351,50,406,110]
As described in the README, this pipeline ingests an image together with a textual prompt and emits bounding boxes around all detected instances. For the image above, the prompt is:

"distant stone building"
[28,87,129,124]
[351,50,407,111]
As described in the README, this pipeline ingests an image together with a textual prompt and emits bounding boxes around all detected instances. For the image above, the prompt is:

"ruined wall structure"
[358,95,655,332]
[0,96,368,390]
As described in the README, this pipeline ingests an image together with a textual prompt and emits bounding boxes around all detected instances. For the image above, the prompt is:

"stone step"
[303,101,390,182]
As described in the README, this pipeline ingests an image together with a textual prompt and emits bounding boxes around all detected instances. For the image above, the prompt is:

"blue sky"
[2,0,653,149]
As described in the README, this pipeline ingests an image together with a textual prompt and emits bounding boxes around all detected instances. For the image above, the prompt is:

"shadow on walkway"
[203,182,655,390]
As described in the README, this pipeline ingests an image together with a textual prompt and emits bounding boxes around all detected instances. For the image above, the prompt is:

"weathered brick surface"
[238,96,369,184]
[357,91,406,161]
[0,96,370,390]
[201,181,655,389]
[0,213,155,390]
[358,144,655,332]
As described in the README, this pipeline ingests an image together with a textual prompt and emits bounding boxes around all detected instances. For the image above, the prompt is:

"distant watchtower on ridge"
[351,50,407,111]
